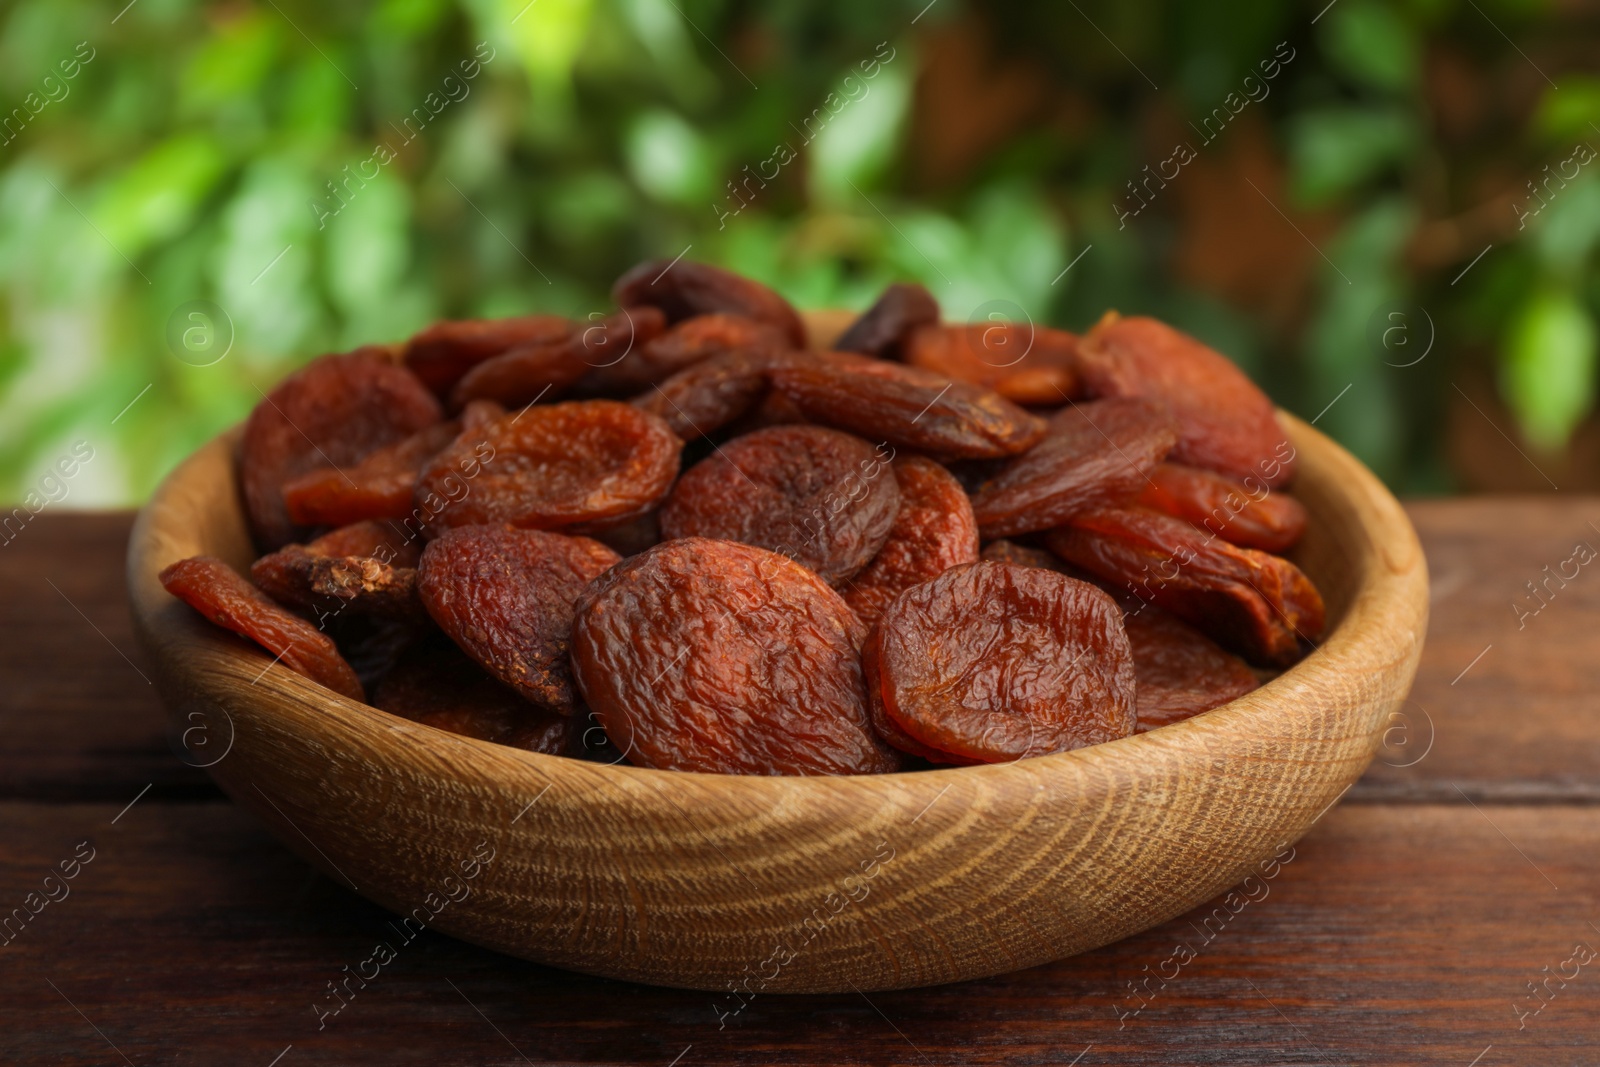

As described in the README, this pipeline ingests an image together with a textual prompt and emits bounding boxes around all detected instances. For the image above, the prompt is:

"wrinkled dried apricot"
[417,524,620,712]
[456,307,667,409]
[660,425,900,586]
[240,349,443,550]
[416,400,681,533]
[571,538,900,775]
[833,283,940,359]
[282,420,461,528]
[613,259,806,348]
[866,561,1135,763]
[1135,462,1308,552]
[160,556,364,701]
[630,348,779,439]
[769,351,1046,460]
[842,455,978,626]
[1046,506,1325,666]
[969,398,1178,539]
[860,632,979,765]
[1124,607,1260,732]
[305,556,426,623]
[978,538,1072,573]
[374,639,568,754]
[251,520,422,612]
[580,311,784,397]
[403,314,573,396]
[1077,313,1297,487]
[904,322,1080,407]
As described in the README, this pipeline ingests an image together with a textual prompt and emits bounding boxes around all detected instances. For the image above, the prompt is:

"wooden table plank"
[2,799,1596,1065]
[0,513,210,800]
[1359,497,1600,801]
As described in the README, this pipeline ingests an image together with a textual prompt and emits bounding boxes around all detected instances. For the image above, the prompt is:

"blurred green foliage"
[0,0,1593,504]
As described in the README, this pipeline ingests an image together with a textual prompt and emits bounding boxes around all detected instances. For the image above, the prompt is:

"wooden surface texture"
[1,503,1597,1064]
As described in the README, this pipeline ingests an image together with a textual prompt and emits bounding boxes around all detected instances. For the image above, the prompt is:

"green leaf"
[1288,106,1414,206]
[92,134,230,260]
[625,108,715,205]
[1321,0,1417,92]
[1532,76,1600,144]
[1501,287,1597,452]
[807,58,912,206]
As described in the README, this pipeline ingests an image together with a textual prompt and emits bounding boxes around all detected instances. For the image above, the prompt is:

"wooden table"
[3,503,1597,1066]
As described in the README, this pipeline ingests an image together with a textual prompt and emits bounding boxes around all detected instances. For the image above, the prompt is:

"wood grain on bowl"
[124,315,1428,994]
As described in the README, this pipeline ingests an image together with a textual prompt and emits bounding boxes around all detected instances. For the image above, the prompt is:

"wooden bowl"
[126,324,1428,994]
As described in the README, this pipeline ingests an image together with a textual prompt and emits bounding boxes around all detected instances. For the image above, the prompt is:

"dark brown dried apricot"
[455,307,667,409]
[660,425,900,586]
[282,420,461,528]
[1124,607,1260,732]
[842,455,978,626]
[613,259,806,348]
[978,539,1072,573]
[1135,462,1308,552]
[403,314,573,396]
[769,351,1046,460]
[570,537,901,775]
[867,561,1135,763]
[251,520,422,612]
[833,282,940,359]
[903,322,1081,407]
[629,348,779,439]
[374,639,568,754]
[159,556,364,701]
[1046,506,1325,666]
[969,398,1178,539]
[240,348,442,549]
[305,556,426,623]
[416,400,681,533]
[580,311,785,397]
[417,524,620,712]
[1076,313,1297,487]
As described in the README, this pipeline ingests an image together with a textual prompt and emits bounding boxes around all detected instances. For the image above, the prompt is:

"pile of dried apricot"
[161,259,1325,775]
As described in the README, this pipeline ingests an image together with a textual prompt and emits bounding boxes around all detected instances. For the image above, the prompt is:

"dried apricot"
[159,556,364,701]
[1124,607,1259,732]
[417,524,620,712]
[251,520,422,612]
[842,455,978,626]
[613,259,806,348]
[305,556,426,623]
[903,322,1080,407]
[416,400,681,533]
[1076,313,1297,487]
[403,314,573,396]
[969,398,1178,539]
[1135,462,1308,552]
[861,631,979,765]
[374,639,569,754]
[629,347,779,440]
[1046,506,1325,666]
[581,311,784,397]
[570,537,901,775]
[833,282,940,358]
[659,425,900,586]
[978,539,1072,574]
[282,420,461,528]
[456,307,667,409]
[769,351,1046,460]
[866,561,1136,763]
[240,348,443,549]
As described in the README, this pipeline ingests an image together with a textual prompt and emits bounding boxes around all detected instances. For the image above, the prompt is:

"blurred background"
[0,0,1591,506]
